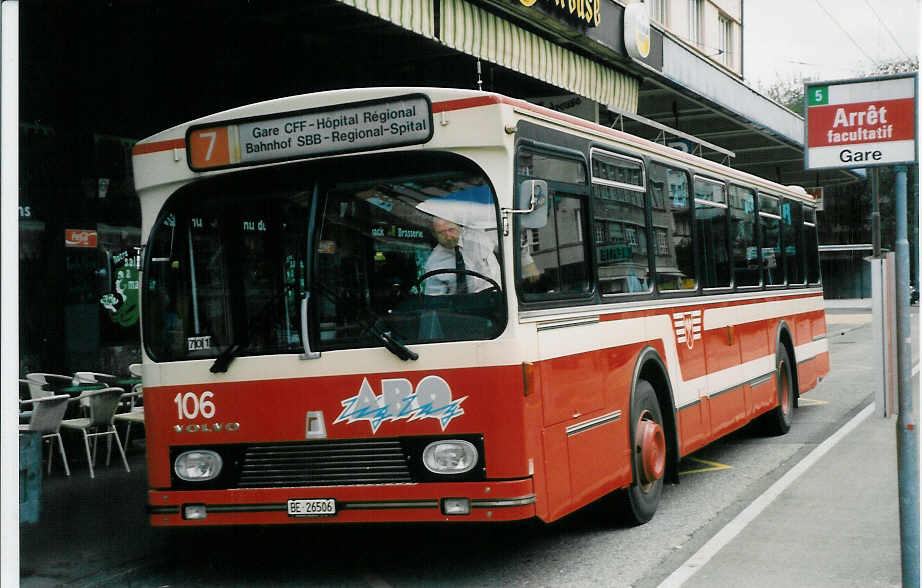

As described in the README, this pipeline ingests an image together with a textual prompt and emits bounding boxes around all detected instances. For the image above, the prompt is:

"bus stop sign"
[805,74,917,170]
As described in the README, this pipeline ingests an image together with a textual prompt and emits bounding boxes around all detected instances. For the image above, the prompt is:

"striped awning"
[440,0,638,112]
[337,0,436,38]
[336,0,639,113]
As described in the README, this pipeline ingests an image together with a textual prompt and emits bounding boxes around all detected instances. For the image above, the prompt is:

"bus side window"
[759,194,784,286]
[804,206,821,284]
[730,185,760,287]
[590,151,651,295]
[516,150,591,300]
[782,199,805,285]
[694,177,730,289]
[649,163,696,292]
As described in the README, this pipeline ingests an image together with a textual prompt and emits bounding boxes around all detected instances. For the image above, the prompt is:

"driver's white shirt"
[422,230,500,295]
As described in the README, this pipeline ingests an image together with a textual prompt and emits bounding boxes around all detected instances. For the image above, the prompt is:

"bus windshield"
[142,152,505,363]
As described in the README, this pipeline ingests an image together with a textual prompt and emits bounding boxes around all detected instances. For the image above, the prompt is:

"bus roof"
[132,86,816,204]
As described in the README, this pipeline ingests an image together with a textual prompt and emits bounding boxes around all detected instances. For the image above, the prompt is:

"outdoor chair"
[19,394,72,476]
[73,371,117,385]
[24,372,74,399]
[113,388,145,449]
[128,363,143,378]
[19,379,32,423]
[60,387,130,478]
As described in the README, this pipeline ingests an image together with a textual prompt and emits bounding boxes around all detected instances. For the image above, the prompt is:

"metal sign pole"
[871,167,881,258]
[893,164,919,587]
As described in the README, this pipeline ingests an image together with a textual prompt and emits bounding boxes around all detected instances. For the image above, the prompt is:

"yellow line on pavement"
[798,397,828,406]
[679,457,732,476]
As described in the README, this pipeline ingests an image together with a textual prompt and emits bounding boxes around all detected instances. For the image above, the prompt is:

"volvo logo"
[173,422,240,433]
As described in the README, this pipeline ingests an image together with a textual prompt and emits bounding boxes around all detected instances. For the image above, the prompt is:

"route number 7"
[188,126,230,169]
[198,131,217,161]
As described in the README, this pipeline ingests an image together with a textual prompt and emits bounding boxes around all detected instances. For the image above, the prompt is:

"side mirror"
[515,179,549,229]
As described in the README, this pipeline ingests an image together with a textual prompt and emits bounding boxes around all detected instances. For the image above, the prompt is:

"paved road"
[20,306,917,587]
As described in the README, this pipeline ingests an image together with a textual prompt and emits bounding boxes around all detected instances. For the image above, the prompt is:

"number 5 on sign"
[808,86,829,106]
[189,126,231,168]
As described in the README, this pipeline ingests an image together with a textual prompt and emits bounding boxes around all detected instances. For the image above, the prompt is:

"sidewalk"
[19,444,165,587]
[677,406,902,588]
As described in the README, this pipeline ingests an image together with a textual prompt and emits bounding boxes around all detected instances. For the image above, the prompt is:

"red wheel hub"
[638,418,666,484]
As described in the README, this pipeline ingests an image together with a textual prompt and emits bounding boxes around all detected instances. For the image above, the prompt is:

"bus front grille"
[237,439,413,488]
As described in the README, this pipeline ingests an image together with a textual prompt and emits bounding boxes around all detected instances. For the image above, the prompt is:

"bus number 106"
[174,391,216,420]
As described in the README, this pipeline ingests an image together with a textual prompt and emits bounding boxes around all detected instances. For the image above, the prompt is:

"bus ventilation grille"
[237,439,412,488]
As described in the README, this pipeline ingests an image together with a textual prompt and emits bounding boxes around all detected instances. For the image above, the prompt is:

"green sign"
[99,251,139,327]
[599,244,632,263]
[807,85,829,106]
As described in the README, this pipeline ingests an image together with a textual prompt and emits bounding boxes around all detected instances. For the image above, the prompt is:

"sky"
[743,0,920,88]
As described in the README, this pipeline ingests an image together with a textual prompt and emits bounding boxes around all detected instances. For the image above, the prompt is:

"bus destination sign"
[187,94,433,171]
[805,74,917,170]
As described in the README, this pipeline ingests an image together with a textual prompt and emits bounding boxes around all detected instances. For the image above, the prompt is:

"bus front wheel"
[615,379,665,526]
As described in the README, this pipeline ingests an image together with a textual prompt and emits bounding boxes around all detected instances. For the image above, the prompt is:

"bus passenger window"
[804,207,821,284]
[694,178,730,289]
[516,150,590,300]
[590,152,651,295]
[729,185,760,287]
[759,195,784,286]
[649,163,696,292]
[782,200,805,285]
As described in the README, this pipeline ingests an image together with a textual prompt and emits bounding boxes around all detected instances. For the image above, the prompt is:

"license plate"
[287,498,336,517]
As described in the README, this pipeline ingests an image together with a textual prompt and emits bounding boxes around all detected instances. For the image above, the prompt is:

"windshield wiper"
[210,343,243,373]
[367,324,418,361]
[310,282,418,361]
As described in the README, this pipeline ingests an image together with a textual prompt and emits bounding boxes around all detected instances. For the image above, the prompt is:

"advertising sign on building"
[64,229,97,248]
[805,74,917,170]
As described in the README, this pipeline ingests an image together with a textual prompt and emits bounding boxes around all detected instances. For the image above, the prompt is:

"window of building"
[759,194,784,286]
[694,177,731,289]
[649,162,696,291]
[729,185,760,287]
[718,15,732,67]
[517,149,591,300]
[688,0,702,46]
[782,199,805,285]
[649,0,667,24]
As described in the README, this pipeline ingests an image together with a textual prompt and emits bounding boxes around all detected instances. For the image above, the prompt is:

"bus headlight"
[174,450,223,481]
[422,440,478,474]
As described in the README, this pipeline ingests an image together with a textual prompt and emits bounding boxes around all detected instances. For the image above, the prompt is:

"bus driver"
[423,215,500,295]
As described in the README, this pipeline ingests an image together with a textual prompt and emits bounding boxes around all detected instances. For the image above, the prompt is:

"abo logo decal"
[334,375,467,433]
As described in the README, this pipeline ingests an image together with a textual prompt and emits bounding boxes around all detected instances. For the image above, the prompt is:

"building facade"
[11,0,875,375]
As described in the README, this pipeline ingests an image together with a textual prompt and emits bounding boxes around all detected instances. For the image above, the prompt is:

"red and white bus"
[132,87,829,527]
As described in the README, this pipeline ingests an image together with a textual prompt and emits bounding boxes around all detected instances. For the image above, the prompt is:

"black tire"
[762,346,794,436]
[615,379,665,526]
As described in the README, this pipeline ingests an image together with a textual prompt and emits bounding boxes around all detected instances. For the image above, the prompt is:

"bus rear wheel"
[761,346,794,436]
[615,379,665,526]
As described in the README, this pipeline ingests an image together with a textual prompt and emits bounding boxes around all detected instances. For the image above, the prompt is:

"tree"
[756,57,919,117]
